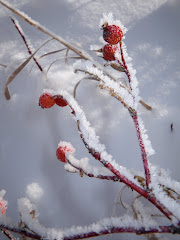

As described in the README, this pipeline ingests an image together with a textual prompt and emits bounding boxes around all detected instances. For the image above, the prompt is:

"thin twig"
[119,40,152,189]
[10,17,43,72]
[66,156,120,182]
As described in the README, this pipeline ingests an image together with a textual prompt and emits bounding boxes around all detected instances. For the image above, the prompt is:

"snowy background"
[0,0,180,239]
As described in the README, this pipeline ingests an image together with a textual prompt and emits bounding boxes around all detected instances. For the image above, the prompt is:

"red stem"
[119,41,132,90]
[63,225,180,240]
[1,229,16,240]
[66,158,121,182]
[119,40,151,188]
[132,114,151,188]
[66,105,177,223]
[10,17,43,72]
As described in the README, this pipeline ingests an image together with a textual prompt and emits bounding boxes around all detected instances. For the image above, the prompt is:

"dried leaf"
[119,185,128,209]
[4,38,52,100]
[40,48,67,58]
[0,63,7,68]
[73,77,99,98]
[105,62,126,72]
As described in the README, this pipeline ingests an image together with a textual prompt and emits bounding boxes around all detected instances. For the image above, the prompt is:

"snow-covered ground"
[0,0,180,239]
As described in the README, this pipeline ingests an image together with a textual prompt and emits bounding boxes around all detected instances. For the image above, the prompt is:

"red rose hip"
[103,44,118,61]
[103,24,123,45]
[55,96,68,107]
[39,93,55,108]
[56,142,75,163]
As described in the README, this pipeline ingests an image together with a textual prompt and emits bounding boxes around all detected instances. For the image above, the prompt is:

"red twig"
[132,114,151,188]
[10,17,43,72]
[63,225,180,240]
[119,40,151,189]
[1,229,16,240]
[119,40,132,89]
[63,101,178,223]
[66,157,121,182]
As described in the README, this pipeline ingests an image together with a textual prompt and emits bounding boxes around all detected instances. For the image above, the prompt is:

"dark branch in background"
[10,17,43,72]
[1,228,16,240]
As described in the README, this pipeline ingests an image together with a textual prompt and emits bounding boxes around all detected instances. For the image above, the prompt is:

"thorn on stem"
[171,123,173,132]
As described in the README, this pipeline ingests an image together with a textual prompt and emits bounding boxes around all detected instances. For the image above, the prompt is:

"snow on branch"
[1,1,180,239]
[1,197,180,240]
[52,89,144,189]
[74,60,134,109]
[64,153,121,182]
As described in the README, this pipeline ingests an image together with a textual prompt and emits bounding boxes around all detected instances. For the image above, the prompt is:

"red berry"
[103,44,118,61]
[103,25,123,44]
[56,142,75,163]
[55,96,68,107]
[39,93,55,108]
[0,201,6,215]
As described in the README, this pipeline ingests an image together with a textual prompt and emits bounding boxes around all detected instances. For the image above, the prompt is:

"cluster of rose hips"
[39,23,123,163]
[39,92,68,109]
[39,93,74,163]
[101,23,123,61]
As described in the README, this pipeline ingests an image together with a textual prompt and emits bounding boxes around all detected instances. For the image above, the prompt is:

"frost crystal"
[26,183,43,202]
[99,13,127,36]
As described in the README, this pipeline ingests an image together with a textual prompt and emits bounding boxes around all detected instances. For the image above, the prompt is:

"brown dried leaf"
[4,38,52,100]
[119,185,128,209]
[0,63,7,68]
[39,48,67,58]
[73,77,98,98]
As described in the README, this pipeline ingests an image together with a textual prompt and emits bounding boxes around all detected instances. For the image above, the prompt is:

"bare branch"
[10,17,43,72]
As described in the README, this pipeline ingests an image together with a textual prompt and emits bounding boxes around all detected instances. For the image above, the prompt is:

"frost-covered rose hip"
[0,200,6,215]
[56,141,75,163]
[103,24,123,44]
[39,93,55,108]
[54,96,68,107]
[103,44,118,61]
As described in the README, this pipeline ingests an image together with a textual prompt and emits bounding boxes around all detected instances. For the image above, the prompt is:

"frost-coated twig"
[65,154,121,182]
[10,17,43,72]
[55,91,179,223]
[1,222,180,240]
[119,40,152,189]
[132,114,151,188]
